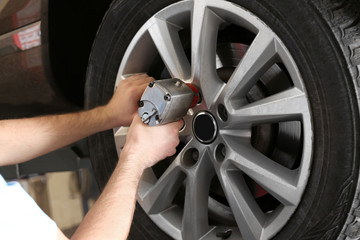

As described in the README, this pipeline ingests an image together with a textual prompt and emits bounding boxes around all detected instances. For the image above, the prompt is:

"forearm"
[0,74,152,166]
[0,106,120,166]
[59,115,181,240]
[71,153,142,240]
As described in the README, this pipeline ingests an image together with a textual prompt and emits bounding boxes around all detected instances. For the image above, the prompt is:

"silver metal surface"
[114,0,313,239]
[139,78,194,126]
[0,18,76,119]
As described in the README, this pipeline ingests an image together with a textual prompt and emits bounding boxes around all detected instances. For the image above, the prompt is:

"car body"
[0,0,111,119]
[0,0,110,182]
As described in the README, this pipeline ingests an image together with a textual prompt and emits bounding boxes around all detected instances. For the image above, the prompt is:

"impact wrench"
[138,79,200,126]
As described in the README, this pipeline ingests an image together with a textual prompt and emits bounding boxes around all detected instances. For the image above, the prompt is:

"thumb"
[132,114,144,124]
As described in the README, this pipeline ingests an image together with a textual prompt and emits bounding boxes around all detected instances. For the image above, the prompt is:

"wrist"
[117,149,145,181]
[94,105,123,130]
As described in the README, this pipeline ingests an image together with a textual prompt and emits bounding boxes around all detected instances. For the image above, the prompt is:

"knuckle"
[128,88,139,97]
[128,88,136,95]
[170,148,176,156]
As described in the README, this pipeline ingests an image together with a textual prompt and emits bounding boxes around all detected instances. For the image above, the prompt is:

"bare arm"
[60,116,183,240]
[0,74,153,166]
[0,73,181,240]
[0,107,113,165]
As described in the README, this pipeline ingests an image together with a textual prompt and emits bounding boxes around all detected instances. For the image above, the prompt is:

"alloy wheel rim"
[113,0,313,239]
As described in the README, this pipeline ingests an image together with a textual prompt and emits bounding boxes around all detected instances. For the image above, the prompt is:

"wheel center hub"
[193,112,218,144]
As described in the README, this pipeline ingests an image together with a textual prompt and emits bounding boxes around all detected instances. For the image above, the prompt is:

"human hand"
[106,74,154,127]
[120,115,183,174]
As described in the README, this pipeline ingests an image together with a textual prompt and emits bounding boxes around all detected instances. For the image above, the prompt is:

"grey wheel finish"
[113,1,313,239]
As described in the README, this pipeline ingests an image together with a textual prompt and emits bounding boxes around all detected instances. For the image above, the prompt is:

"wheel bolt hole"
[218,104,228,122]
[216,144,226,162]
[216,229,232,239]
[183,148,199,167]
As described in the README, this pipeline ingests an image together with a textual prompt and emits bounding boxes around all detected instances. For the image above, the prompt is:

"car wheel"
[85,0,360,239]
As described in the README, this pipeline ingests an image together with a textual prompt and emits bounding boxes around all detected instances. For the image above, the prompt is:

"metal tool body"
[138,78,198,126]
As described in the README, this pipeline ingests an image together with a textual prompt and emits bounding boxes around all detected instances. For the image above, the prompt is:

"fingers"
[173,119,185,131]
[126,73,154,84]
[124,114,182,166]
[132,82,150,99]
[132,114,184,131]
[124,74,154,101]
[159,119,184,133]
[131,114,144,125]
[118,74,154,91]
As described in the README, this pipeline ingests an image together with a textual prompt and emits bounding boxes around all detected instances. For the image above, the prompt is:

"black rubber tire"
[85,0,360,239]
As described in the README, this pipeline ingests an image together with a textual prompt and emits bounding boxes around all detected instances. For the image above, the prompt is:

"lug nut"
[149,82,155,88]
[138,101,144,107]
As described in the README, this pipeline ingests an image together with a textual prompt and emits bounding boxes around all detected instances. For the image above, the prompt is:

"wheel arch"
[46,0,113,107]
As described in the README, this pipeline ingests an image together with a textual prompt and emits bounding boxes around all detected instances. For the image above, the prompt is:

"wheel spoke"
[227,88,308,128]
[191,0,225,108]
[182,148,215,239]
[219,129,252,139]
[217,164,265,240]
[222,30,277,103]
[138,157,186,214]
[224,137,300,206]
[148,18,191,80]
[276,41,305,91]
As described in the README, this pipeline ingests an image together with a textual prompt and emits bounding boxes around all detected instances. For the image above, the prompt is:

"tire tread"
[310,0,360,239]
